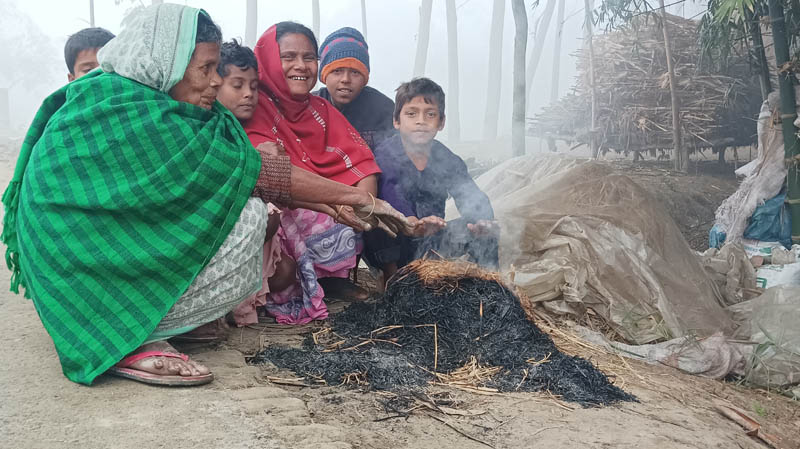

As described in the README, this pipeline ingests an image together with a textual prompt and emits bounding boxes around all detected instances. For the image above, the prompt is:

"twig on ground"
[424,411,496,449]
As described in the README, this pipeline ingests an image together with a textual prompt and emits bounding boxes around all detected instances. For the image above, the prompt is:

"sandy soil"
[1,145,798,448]
[4,284,798,449]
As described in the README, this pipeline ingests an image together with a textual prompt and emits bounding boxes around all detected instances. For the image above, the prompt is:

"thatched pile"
[528,13,761,154]
[254,259,635,406]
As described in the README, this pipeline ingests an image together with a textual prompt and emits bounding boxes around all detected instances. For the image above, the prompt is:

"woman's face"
[169,42,222,110]
[277,33,318,100]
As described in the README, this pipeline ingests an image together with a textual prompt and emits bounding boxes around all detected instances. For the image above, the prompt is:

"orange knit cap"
[320,57,370,84]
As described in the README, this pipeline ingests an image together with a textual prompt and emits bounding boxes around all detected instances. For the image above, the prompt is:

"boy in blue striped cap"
[315,27,395,150]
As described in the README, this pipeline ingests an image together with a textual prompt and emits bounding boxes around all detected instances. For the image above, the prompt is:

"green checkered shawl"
[2,69,260,384]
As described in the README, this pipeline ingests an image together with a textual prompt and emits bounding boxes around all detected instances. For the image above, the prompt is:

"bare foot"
[126,341,210,377]
[318,277,370,301]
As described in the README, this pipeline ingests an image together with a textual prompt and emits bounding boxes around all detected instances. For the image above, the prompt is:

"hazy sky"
[2,0,703,145]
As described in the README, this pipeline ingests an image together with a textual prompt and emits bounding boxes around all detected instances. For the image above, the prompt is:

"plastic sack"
[755,263,800,289]
[714,89,800,243]
[743,191,791,249]
[741,239,784,258]
[709,224,727,249]
[576,286,800,389]
[740,286,800,388]
[575,327,748,380]
[698,244,758,306]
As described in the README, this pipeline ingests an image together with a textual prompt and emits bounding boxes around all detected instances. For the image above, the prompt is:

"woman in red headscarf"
[245,22,379,324]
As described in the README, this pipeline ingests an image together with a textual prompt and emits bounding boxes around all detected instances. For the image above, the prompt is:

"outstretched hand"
[353,196,412,238]
[467,219,499,238]
[407,215,447,237]
[332,205,373,232]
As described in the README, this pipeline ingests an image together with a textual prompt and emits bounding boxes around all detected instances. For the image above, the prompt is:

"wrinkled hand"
[353,197,412,238]
[467,219,500,238]
[256,141,287,157]
[408,215,447,237]
[332,205,373,232]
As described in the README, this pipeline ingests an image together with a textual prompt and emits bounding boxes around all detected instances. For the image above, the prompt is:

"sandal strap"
[116,350,190,368]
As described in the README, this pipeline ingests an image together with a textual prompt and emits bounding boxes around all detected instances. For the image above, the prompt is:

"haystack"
[528,13,761,155]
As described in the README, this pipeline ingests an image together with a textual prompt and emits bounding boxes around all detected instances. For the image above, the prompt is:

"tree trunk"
[658,0,686,172]
[584,0,598,158]
[312,0,320,39]
[89,0,95,27]
[746,9,771,101]
[525,0,557,106]
[245,0,258,47]
[483,0,505,140]
[361,0,368,40]
[550,0,566,104]
[413,0,434,77]
[768,0,800,244]
[0,88,9,129]
[511,0,528,156]
[446,0,461,142]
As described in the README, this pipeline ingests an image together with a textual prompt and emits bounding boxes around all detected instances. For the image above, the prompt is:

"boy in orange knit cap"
[315,27,395,150]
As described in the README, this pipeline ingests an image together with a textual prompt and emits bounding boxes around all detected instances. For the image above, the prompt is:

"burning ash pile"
[253,260,635,406]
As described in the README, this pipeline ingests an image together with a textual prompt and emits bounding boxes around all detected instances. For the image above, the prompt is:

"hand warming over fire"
[407,215,447,237]
[467,219,499,238]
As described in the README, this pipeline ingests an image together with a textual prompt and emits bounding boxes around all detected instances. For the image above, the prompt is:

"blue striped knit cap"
[319,27,370,83]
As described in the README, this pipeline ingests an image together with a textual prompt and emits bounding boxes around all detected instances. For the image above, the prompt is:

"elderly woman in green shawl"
[2,4,407,387]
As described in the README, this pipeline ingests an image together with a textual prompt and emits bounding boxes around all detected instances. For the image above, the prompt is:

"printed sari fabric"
[266,208,361,324]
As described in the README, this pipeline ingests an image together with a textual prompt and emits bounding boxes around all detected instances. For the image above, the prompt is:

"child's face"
[68,48,101,82]
[217,65,259,121]
[324,68,367,108]
[393,96,445,146]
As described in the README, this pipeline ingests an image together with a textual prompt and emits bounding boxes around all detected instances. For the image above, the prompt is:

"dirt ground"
[1,145,798,448]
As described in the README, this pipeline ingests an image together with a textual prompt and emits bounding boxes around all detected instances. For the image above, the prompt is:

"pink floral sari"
[265,208,361,324]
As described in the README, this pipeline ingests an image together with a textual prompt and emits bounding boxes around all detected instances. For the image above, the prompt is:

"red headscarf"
[245,25,380,186]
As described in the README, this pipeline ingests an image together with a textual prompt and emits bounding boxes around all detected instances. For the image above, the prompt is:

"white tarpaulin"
[714,87,800,243]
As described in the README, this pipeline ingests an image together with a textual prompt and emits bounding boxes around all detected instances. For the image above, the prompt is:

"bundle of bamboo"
[528,13,761,155]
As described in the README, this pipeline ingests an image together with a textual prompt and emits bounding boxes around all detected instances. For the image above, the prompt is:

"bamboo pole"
[483,0,505,140]
[768,0,800,244]
[658,0,686,172]
[312,0,320,39]
[746,9,771,102]
[584,0,597,158]
[361,0,368,40]
[512,0,528,156]
[414,0,434,77]
[550,0,566,104]
[245,0,257,47]
[446,0,461,142]
[525,0,557,105]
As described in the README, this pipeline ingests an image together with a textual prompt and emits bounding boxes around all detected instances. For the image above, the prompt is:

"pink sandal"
[108,351,214,386]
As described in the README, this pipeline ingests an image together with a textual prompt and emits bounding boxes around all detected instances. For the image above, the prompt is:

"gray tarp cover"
[448,155,736,344]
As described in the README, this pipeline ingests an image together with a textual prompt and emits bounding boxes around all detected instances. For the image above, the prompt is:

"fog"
[0,0,706,158]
